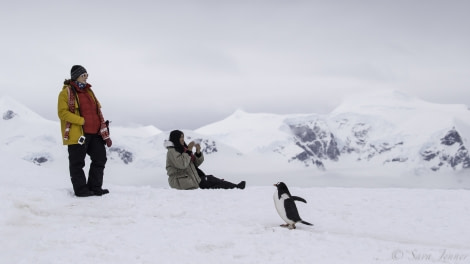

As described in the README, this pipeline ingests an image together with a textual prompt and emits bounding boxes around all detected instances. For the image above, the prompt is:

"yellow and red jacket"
[57,83,101,145]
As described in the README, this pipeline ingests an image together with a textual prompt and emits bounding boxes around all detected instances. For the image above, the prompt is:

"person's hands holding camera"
[195,143,201,153]
[187,141,195,152]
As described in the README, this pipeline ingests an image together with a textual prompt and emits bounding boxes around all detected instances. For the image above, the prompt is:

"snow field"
[2,180,470,264]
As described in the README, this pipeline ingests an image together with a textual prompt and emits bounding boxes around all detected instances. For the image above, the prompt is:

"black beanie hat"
[70,65,87,80]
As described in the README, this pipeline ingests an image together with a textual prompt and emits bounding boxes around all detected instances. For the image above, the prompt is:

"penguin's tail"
[300,220,313,226]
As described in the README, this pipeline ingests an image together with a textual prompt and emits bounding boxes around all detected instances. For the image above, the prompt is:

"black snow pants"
[68,134,107,195]
[196,167,238,189]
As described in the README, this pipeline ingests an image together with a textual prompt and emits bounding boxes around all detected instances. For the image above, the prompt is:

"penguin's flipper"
[284,198,302,222]
[291,196,307,203]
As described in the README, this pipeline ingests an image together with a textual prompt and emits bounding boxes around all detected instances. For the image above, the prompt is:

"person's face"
[179,134,185,146]
[76,73,88,84]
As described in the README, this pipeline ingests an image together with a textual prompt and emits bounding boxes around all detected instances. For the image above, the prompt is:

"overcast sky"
[1,0,469,130]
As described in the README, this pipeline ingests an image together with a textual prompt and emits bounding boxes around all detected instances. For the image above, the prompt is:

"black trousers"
[196,167,238,189]
[68,134,107,195]
[199,175,238,189]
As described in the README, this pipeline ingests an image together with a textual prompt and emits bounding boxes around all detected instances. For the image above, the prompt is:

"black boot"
[92,189,110,196]
[237,181,246,189]
[75,189,95,197]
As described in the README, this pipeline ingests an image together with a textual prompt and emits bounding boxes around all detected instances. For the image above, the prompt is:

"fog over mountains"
[1,90,469,188]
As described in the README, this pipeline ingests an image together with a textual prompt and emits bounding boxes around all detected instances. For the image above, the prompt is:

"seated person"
[164,130,246,190]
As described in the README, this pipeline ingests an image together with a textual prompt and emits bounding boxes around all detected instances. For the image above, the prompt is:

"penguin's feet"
[288,224,296,230]
[237,181,246,189]
[280,224,296,230]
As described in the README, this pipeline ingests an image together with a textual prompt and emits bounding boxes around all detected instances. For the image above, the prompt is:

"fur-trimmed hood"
[163,140,174,149]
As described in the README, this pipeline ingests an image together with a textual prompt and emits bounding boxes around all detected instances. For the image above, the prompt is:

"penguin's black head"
[274,182,291,196]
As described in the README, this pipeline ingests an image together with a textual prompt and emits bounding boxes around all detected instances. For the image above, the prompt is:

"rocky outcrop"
[420,129,470,171]
[281,117,469,173]
[108,147,134,164]
[3,110,16,120]
[288,120,340,169]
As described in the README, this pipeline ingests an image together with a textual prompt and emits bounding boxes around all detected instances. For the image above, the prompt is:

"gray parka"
[165,140,204,190]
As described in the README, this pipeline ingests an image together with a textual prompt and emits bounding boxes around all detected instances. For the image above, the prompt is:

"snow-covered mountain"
[1,90,469,188]
[196,91,470,174]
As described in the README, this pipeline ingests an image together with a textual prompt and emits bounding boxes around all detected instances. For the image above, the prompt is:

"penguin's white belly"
[273,192,294,224]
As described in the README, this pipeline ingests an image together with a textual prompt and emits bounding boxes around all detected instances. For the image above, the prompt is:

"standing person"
[164,130,246,190]
[58,65,112,197]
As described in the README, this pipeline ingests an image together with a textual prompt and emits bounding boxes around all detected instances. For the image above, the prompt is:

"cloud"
[1,0,469,130]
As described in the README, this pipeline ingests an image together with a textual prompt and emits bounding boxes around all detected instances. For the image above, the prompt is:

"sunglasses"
[80,73,89,78]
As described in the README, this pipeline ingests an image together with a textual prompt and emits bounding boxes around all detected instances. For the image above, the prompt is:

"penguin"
[273,182,313,229]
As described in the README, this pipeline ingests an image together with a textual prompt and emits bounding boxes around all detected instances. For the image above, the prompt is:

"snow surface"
[1,155,470,264]
[1,92,470,263]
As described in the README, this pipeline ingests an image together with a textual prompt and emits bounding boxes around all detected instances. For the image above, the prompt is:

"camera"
[78,136,86,145]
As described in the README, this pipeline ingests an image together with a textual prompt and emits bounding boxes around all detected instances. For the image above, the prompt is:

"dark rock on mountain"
[186,137,218,154]
[288,120,340,169]
[3,110,16,120]
[200,139,218,154]
[441,129,463,146]
[422,150,439,161]
[420,128,470,170]
[108,147,133,164]
[33,156,48,164]
[283,116,469,173]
